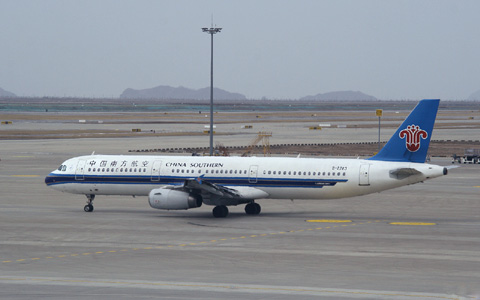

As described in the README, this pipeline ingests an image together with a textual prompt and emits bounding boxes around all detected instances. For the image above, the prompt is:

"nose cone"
[45,173,56,186]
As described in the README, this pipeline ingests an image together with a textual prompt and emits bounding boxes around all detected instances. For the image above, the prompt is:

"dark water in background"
[0,98,478,112]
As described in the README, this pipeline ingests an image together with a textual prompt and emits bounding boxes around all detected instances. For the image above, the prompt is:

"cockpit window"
[58,165,63,171]
[62,165,67,171]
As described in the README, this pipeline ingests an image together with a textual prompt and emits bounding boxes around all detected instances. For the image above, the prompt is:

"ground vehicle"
[452,148,480,164]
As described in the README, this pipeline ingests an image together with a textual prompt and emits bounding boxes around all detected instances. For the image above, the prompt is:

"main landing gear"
[212,202,262,218]
[245,202,261,215]
[212,205,228,218]
[84,194,95,212]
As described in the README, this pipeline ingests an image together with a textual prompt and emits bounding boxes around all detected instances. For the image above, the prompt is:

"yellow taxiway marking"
[474,186,480,188]
[306,220,352,223]
[10,175,40,178]
[389,222,436,226]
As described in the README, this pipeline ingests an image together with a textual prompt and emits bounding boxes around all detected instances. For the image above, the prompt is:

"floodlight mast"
[202,27,222,156]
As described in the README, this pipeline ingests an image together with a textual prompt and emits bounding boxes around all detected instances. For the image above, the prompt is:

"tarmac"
[1,113,480,299]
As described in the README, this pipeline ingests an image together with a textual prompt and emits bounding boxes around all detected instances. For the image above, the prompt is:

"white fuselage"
[45,154,446,200]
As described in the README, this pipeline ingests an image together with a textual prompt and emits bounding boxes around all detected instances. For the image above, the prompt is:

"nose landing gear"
[84,194,95,212]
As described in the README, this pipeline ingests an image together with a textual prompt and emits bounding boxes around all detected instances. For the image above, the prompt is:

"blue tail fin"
[368,99,439,163]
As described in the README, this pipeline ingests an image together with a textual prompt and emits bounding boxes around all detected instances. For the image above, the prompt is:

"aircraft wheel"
[212,205,228,218]
[245,202,261,215]
[253,203,261,215]
[84,204,94,212]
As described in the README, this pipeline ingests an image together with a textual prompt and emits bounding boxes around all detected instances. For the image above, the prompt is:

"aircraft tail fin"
[368,99,439,163]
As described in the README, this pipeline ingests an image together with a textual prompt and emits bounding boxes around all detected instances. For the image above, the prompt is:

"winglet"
[196,174,205,184]
[368,99,439,163]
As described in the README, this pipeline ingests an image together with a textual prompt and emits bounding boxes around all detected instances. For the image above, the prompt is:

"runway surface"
[1,134,480,299]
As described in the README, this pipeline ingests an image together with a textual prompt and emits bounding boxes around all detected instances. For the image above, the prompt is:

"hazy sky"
[1,0,479,100]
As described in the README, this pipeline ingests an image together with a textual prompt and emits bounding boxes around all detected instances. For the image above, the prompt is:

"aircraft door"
[75,159,86,181]
[359,164,370,186]
[248,165,258,184]
[151,160,162,182]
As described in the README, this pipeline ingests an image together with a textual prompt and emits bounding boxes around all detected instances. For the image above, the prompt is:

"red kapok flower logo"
[399,124,428,152]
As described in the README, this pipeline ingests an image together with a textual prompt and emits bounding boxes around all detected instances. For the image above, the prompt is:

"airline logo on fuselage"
[165,162,224,168]
[399,124,428,152]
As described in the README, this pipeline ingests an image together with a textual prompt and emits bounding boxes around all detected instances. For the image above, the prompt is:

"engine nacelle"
[148,188,202,210]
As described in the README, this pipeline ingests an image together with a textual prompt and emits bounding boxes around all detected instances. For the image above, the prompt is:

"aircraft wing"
[177,176,269,206]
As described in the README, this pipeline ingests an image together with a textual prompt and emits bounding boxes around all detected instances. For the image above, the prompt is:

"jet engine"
[148,189,202,210]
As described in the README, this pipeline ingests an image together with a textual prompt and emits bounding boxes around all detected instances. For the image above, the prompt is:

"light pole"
[376,109,383,153]
[202,26,222,156]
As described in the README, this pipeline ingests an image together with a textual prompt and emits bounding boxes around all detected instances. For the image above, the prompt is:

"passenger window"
[88,168,91,172]
[343,172,346,176]
[273,171,276,175]
[268,171,271,175]
[328,172,331,176]
[288,171,291,175]
[313,172,316,176]
[323,172,326,176]
[308,172,311,176]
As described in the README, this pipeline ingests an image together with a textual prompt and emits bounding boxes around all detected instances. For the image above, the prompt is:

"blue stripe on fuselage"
[45,173,347,188]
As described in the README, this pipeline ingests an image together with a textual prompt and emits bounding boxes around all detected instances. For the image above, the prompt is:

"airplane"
[45,99,448,218]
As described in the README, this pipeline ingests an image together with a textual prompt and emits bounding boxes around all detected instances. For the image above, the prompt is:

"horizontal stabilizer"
[389,168,422,179]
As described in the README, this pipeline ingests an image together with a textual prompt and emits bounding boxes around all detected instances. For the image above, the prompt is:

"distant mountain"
[120,85,247,100]
[468,89,480,100]
[300,90,377,101]
[0,87,16,97]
